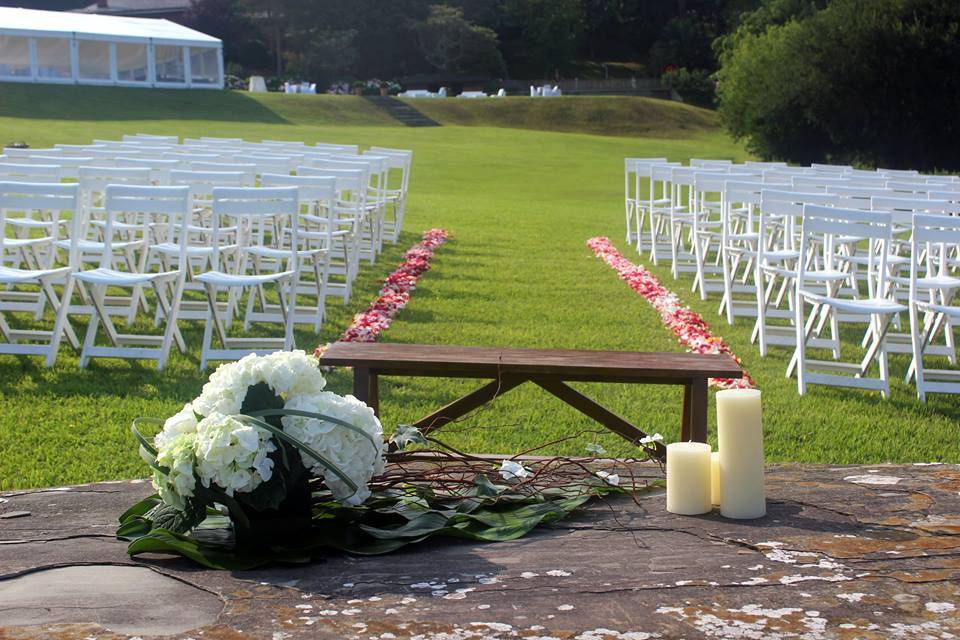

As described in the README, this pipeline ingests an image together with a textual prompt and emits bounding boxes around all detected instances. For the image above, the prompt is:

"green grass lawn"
[1,85,957,490]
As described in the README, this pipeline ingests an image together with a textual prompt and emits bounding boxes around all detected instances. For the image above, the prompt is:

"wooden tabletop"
[319,342,743,382]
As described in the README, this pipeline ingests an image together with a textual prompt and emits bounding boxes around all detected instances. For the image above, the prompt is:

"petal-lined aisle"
[587,236,754,389]
[327,229,451,346]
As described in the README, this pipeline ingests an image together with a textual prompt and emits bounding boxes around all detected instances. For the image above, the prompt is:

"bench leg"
[681,378,708,443]
[353,367,379,416]
[413,376,524,436]
[532,378,666,460]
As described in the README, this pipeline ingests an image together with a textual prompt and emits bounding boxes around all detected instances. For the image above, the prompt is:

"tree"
[184,0,270,73]
[500,0,584,77]
[416,4,506,76]
[649,14,718,74]
[716,0,960,170]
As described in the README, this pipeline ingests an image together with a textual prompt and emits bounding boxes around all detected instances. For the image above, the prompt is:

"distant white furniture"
[248,75,267,93]
[0,7,223,89]
[529,85,562,97]
[496,88,507,97]
[283,82,316,94]
[398,89,442,98]
[458,91,488,99]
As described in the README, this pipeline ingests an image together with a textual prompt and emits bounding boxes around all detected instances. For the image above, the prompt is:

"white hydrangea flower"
[153,431,198,510]
[192,351,326,418]
[193,412,276,496]
[281,392,386,506]
[499,460,532,480]
[154,403,198,450]
[256,350,326,397]
[192,354,263,417]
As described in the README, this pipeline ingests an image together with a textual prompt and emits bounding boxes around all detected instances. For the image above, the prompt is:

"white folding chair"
[368,146,413,244]
[718,180,763,323]
[3,148,63,160]
[908,213,960,401]
[195,187,301,369]
[794,205,906,398]
[0,163,65,270]
[297,165,366,302]
[124,134,179,145]
[259,173,336,331]
[623,157,667,249]
[753,189,842,358]
[70,185,191,370]
[154,169,249,324]
[0,182,80,366]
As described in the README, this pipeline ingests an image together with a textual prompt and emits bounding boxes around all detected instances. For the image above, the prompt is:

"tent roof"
[0,7,220,46]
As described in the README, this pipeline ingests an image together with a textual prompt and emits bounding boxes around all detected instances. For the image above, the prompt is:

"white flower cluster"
[150,350,386,509]
[192,351,327,417]
[282,392,385,505]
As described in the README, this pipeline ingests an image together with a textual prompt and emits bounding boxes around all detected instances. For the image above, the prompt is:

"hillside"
[403,95,721,139]
[0,84,720,145]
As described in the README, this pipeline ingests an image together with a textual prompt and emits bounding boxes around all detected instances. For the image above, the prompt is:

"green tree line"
[181,0,760,81]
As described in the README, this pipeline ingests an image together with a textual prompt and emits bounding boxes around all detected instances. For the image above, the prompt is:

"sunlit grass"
[0,84,956,490]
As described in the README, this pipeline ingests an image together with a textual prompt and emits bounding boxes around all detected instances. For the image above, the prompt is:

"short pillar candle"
[666,441,712,515]
[716,388,766,519]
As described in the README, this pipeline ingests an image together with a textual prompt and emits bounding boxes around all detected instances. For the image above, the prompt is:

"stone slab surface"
[1,464,959,639]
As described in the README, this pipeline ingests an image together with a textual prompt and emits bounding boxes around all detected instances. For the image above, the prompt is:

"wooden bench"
[318,343,743,460]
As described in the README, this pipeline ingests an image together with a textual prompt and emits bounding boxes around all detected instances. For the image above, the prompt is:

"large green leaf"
[358,511,450,540]
[127,529,271,570]
[147,500,207,534]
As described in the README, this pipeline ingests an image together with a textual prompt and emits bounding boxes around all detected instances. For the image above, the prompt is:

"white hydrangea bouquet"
[118,351,659,570]
[121,351,386,551]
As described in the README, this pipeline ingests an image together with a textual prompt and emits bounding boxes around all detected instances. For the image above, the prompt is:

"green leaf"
[472,473,504,498]
[127,529,271,570]
[131,418,163,458]
[248,408,381,455]
[234,414,358,494]
[146,500,207,535]
[359,511,449,540]
[240,382,285,428]
[118,494,162,524]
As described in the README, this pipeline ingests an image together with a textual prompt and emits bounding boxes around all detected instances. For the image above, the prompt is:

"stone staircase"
[364,95,440,127]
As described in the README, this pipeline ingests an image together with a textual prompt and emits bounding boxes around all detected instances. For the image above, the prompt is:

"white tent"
[0,7,223,89]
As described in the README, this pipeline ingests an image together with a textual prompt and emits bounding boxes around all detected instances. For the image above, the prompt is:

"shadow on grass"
[0,84,289,124]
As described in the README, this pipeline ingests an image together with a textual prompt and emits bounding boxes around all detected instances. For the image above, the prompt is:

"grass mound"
[0,84,395,128]
[404,96,721,138]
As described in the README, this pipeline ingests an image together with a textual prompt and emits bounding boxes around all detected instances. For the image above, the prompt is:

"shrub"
[662,67,716,108]
[716,0,960,170]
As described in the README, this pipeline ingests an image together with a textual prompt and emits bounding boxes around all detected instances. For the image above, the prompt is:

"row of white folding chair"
[1,160,355,317]
[0,181,308,369]
[3,138,408,259]
[623,159,958,251]
[753,196,960,399]
[0,182,186,368]
[0,159,361,306]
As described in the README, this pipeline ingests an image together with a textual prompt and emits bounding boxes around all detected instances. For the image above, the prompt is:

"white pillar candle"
[666,441,712,515]
[717,388,766,519]
[711,451,720,506]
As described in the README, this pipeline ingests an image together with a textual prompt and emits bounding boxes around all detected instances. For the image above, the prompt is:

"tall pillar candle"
[711,451,720,506]
[666,441,712,515]
[716,388,766,519]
